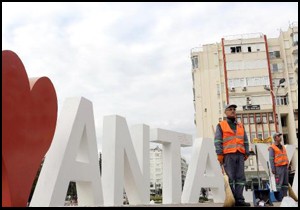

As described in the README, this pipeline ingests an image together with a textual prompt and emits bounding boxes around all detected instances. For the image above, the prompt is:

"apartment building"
[191,22,298,173]
[149,146,188,195]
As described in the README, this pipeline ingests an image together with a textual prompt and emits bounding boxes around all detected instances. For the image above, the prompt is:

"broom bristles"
[223,174,235,207]
[288,183,298,202]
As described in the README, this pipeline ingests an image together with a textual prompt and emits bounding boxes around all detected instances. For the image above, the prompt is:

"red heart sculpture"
[2,50,57,207]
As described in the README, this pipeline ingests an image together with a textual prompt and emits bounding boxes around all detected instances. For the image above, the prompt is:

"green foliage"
[150,195,162,203]
[199,196,209,203]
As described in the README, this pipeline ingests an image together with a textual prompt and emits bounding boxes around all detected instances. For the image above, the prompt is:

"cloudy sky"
[2,2,298,163]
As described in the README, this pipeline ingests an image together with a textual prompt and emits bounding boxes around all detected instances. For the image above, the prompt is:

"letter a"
[30,97,103,206]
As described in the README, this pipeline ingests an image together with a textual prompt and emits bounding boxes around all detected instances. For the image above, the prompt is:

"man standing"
[269,132,289,201]
[214,104,250,206]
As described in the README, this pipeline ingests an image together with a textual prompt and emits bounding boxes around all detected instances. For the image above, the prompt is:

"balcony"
[294,58,298,73]
[292,41,298,46]
[292,42,298,54]
[294,58,298,66]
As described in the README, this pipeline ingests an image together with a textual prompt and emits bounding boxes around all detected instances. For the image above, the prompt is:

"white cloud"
[2,2,298,163]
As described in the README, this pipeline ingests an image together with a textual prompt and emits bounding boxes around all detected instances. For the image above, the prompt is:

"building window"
[243,114,248,124]
[262,113,267,124]
[248,47,252,52]
[191,56,198,69]
[277,95,289,105]
[230,46,242,53]
[281,116,288,127]
[269,51,280,59]
[255,114,261,124]
[292,33,298,45]
[237,114,242,123]
[246,76,269,87]
[249,114,254,124]
[272,64,278,72]
[268,112,274,123]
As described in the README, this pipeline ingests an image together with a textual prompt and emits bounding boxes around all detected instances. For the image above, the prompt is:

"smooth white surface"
[181,137,224,204]
[102,115,149,206]
[150,128,192,204]
[30,97,103,207]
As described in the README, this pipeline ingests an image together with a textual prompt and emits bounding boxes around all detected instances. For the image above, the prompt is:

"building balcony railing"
[292,41,298,46]
[295,58,298,66]
[224,32,263,40]
[292,44,298,54]
[191,46,203,54]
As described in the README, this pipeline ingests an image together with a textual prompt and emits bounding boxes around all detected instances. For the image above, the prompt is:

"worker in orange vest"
[214,104,250,207]
[269,132,289,201]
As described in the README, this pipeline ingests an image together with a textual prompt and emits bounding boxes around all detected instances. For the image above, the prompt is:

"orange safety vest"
[269,144,289,167]
[219,120,245,154]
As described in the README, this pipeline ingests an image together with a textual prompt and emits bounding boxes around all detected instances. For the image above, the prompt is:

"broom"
[212,125,235,207]
[221,164,235,207]
[288,183,298,202]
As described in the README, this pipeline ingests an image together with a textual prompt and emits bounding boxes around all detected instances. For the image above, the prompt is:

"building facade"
[191,22,298,173]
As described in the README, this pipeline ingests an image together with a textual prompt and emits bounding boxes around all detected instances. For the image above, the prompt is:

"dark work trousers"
[275,165,289,198]
[223,152,246,203]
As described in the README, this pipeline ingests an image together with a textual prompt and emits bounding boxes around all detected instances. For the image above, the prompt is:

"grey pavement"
[121,201,282,207]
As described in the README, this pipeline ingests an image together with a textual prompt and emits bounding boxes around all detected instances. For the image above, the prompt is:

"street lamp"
[264,78,286,133]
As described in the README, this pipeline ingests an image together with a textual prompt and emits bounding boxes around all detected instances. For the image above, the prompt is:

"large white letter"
[30,97,103,206]
[181,137,224,204]
[150,128,192,204]
[102,115,149,206]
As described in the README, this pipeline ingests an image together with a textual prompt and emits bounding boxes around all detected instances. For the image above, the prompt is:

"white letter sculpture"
[102,115,150,206]
[30,97,103,206]
[181,137,224,204]
[150,128,192,204]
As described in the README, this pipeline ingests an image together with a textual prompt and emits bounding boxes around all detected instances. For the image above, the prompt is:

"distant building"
[191,22,298,174]
[149,146,189,195]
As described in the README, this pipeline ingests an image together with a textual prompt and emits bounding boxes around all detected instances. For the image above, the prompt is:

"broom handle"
[220,164,226,175]
[266,161,274,192]
[255,144,262,189]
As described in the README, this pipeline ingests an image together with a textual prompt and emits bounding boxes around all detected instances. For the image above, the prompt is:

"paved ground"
[121,201,282,207]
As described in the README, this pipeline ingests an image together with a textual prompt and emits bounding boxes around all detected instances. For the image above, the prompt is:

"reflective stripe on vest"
[219,120,245,154]
[269,144,289,166]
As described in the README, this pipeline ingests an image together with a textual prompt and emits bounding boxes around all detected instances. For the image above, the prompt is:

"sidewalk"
[122,201,282,207]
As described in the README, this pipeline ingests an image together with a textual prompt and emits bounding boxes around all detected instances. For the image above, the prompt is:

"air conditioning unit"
[230,87,235,92]
[256,119,262,124]
[243,86,247,91]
